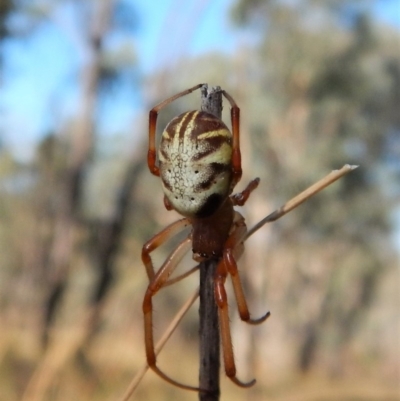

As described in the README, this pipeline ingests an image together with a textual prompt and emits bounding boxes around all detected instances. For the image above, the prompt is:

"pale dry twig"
[117,164,358,399]
[117,288,200,401]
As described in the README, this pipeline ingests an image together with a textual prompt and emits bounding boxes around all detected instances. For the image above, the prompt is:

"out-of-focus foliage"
[225,0,400,384]
[0,0,12,39]
[0,0,399,400]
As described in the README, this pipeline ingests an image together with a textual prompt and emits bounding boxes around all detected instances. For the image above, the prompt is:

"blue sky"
[135,0,240,72]
[0,0,243,159]
[0,0,399,160]
[135,0,400,72]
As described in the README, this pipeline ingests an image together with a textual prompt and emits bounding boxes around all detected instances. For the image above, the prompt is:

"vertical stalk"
[198,85,222,401]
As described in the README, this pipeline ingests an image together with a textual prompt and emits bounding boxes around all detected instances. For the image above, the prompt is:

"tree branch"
[199,84,223,401]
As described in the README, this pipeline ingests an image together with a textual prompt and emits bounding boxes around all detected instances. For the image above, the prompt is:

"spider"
[142,83,270,392]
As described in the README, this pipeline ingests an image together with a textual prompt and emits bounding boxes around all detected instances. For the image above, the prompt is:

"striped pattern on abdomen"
[159,110,233,217]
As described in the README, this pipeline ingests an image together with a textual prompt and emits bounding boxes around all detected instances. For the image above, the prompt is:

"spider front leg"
[143,235,206,392]
[222,90,242,186]
[148,83,204,176]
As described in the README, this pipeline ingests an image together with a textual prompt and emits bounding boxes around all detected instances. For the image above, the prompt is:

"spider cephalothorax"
[142,84,269,392]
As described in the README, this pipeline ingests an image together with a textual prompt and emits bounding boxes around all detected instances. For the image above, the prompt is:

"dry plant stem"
[199,84,223,401]
[117,288,200,401]
[199,260,220,400]
[119,163,356,399]
[245,164,358,240]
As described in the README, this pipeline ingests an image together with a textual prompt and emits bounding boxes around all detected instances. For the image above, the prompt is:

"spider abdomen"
[159,110,233,218]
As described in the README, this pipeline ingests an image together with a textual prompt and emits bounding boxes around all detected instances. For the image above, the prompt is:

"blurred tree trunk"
[43,0,115,346]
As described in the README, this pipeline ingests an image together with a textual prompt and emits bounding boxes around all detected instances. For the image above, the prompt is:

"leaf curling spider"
[142,83,270,392]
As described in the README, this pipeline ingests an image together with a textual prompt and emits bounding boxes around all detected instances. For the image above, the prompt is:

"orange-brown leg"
[162,265,200,288]
[231,178,260,206]
[222,90,242,186]
[214,217,270,388]
[142,218,190,281]
[223,216,270,325]
[143,236,204,392]
[214,259,255,388]
[224,249,270,325]
[148,83,204,176]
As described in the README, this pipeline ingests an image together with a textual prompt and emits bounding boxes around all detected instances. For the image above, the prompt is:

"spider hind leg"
[143,233,207,392]
[215,262,256,388]
[213,213,271,388]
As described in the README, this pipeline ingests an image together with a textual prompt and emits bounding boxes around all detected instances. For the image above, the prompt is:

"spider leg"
[224,215,270,324]
[215,259,256,388]
[231,177,260,206]
[222,90,242,187]
[141,218,190,281]
[224,249,270,325]
[213,213,270,388]
[148,83,204,176]
[143,236,205,392]
[162,264,200,288]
